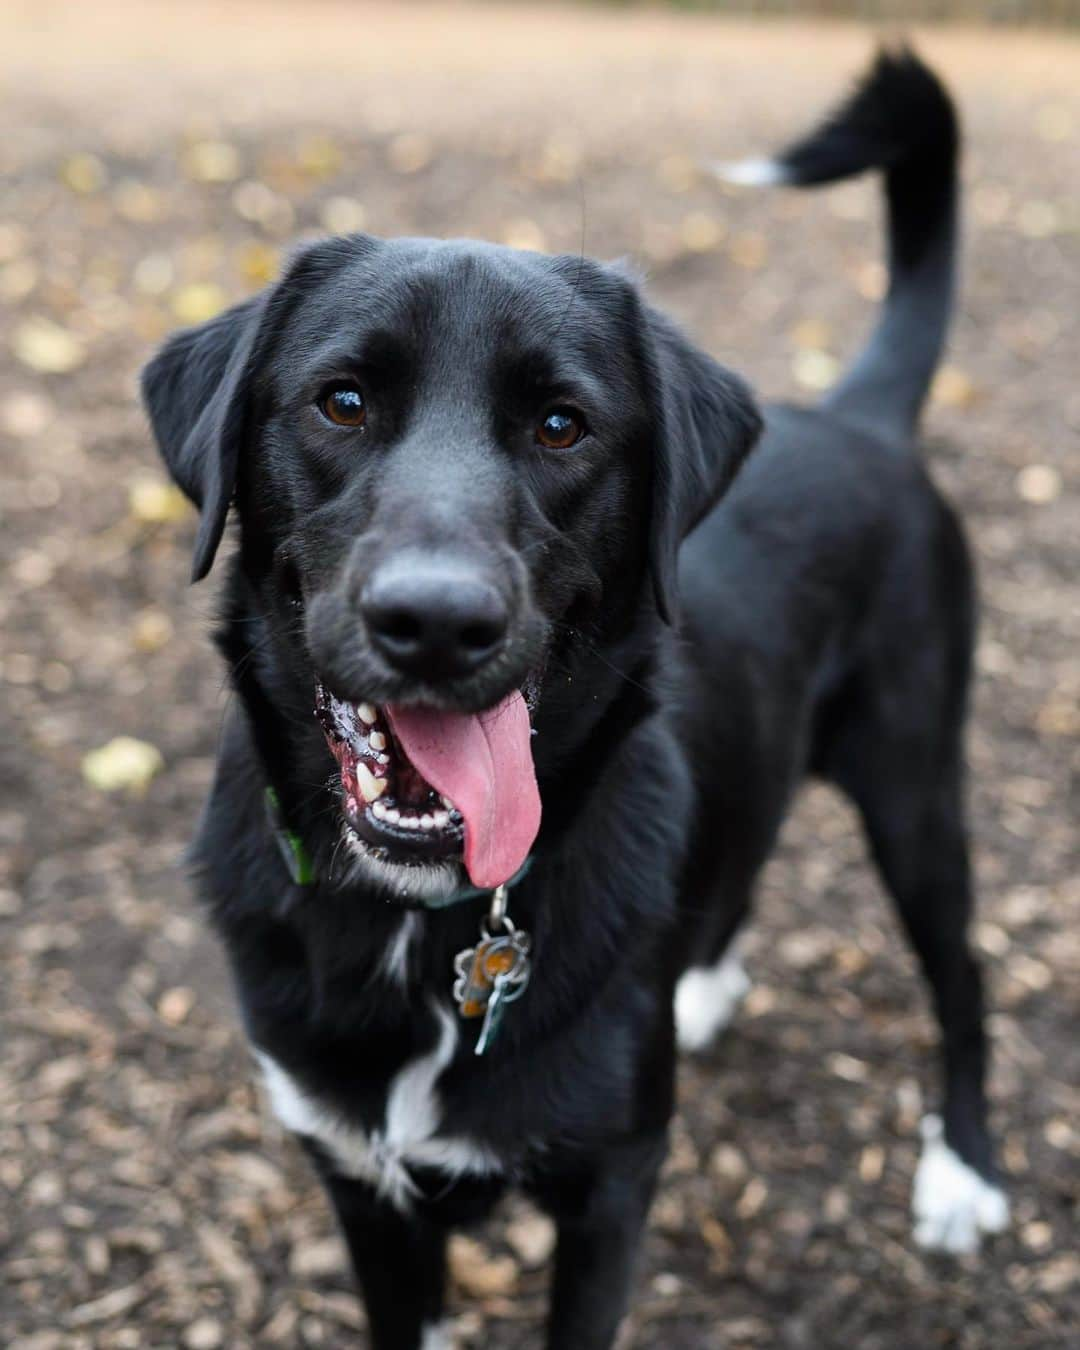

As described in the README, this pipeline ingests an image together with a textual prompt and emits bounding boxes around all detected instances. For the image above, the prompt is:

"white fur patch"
[339,828,465,904]
[420,1323,453,1350]
[675,946,751,1053]
[912,1114,1009,1254]
[257,1002,501,1211]
[379,912,421,987]
[711,156,790,188]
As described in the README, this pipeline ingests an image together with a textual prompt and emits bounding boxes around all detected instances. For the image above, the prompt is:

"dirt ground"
[2,3,1078,1347]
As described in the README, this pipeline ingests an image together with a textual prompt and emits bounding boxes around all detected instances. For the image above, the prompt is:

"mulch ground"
[1,4,1077,1347]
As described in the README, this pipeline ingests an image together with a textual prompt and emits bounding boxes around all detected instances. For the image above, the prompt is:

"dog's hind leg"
[819,636,1009,1251]
[855,762,1007,1253]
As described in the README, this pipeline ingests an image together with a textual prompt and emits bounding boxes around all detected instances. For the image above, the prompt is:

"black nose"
[361,558,509,680]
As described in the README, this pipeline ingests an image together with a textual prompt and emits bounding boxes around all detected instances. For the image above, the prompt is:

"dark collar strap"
[265,786,532,908]
[415,856,533,909]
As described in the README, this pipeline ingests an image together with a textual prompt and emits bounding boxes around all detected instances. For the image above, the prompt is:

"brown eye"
[321,385,366,427]
[536,407,585,450]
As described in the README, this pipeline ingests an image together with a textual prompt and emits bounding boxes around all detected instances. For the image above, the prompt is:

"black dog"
[143,51,1007,1349]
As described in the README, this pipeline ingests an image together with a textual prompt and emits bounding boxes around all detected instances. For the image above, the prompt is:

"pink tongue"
[384,692,540,889]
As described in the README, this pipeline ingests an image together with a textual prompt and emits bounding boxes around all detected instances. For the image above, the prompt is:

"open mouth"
[315,680,542,890]
[316,683,465,861]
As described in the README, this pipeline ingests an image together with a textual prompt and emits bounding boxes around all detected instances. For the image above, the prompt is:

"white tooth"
[358,702,377,725]
[440,794,454,809]
[371,800,387,820]
[369,730,386,751]
[357,763,386,801]
[432,810,449,829]
[376,753,390,765]
[420,814,434,830]
[401,815,419,830]
[386,808,400,824]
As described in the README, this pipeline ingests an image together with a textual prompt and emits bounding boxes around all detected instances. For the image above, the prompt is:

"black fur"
[143,51,1001,1349]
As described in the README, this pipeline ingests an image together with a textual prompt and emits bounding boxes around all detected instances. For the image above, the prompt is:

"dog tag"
[475,973,513,1056]
[452,928,531,1055]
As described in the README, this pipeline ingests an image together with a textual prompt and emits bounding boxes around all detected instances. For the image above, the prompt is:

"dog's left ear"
[646,309,763,624]
[140,293,268,583]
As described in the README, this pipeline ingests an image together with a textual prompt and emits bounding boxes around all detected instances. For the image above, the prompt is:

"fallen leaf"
[12,317,86,373]
[82,737,164,795]
[503,1212,555,1267]
[1,391,54,437]
[790,317,831,350]
[501,218,546,252]
[0,257,38,301]
[792,348,839,392]
[932,364,979,409]
[171,281,228,324]
[184,140,242,184]
[320,196,367,234]
[680,211,725,253]
[133,253,175,296]
[131,608,174,653]
[232,179,295,232]
[709,1142,748,1185]
[298,135,342,179]
[236,240,279,286]
[157,986,196,1025]
[447,1234,518,1297]
[129,476,191,523]
[1016,464,1062,505]
[858,1144,885,1183]
[113,180,165,223]
[289,1235,347,1280]
[735,1176,768,1220]
[183,1318,223,1350]
[60,152,107,195]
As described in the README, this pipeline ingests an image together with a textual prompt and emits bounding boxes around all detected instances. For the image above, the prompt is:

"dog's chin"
[334,825,471,906]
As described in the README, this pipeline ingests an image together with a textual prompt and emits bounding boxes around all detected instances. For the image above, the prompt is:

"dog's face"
[143,235,759,900]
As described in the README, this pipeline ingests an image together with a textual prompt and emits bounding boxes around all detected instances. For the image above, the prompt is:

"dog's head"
[143,235,760,900]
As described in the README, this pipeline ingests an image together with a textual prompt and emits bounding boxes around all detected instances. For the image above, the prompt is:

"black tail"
[724,49,960,439]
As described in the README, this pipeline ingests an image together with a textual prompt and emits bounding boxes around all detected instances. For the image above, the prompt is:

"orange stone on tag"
[459,940,517,1018]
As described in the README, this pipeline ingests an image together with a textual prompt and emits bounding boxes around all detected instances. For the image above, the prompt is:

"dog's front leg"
[321,1172,448,1348]
[537,1131,668,1350]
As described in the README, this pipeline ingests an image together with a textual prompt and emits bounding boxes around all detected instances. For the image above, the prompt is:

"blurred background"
[1,3,1077,1347]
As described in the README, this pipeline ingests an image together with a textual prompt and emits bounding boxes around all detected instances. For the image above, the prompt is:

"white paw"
[912,1114,1010,1254]
[675,949,751,1053]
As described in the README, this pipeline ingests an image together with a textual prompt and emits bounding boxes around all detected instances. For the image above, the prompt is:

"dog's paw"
[675,949,751,1053]
[911,1114,1010,1254]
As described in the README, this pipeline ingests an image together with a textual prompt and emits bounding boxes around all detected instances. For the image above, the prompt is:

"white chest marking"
[420,1323,453,1350]
[911,1114,1009,1254]
[256,1002,500,1211]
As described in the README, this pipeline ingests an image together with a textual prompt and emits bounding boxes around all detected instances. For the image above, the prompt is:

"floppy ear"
[141,294,267,582]
[646,310,763,624]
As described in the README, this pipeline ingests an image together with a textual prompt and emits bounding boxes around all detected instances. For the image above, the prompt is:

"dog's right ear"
[140,293,267,582]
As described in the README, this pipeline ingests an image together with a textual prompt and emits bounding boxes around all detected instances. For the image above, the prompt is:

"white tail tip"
[711,157,789,188]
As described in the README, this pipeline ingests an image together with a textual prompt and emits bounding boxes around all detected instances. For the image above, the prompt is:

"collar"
[265,787,532,909]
